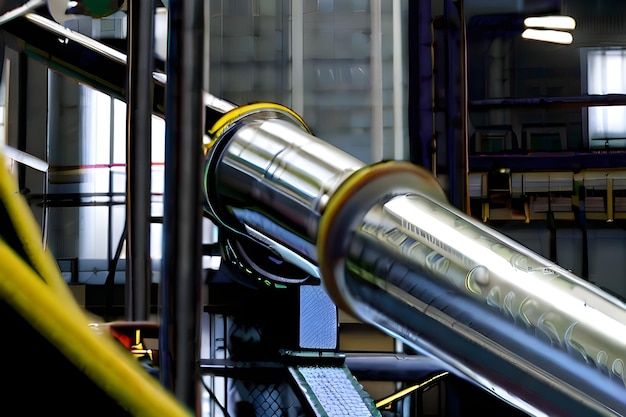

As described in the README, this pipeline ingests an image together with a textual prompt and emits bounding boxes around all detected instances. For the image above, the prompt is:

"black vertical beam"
[17,51,27,191]
[444,0,460,208]
[126,0,155,321]
[443,0,468,211]
[459,0,469,213]
[160,0,204,412]
[408,0,433,171]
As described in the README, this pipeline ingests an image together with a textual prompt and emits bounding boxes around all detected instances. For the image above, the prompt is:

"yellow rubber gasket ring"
[317,160,447,318]
[205,102,311,153]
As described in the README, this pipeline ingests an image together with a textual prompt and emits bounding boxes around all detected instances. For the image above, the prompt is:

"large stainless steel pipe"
[204,103,626,417]
[203,103,365,286]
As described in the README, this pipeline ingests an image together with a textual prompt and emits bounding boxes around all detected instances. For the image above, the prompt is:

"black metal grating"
[238,380,304,417]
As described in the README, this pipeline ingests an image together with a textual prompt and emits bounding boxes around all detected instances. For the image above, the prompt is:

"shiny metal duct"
[203,102,365,286]
[204,104,626,417]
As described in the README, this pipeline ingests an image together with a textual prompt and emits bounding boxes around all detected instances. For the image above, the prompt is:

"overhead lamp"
[522,15,575,45]
[522,28,573,45]
[524,15,576,30]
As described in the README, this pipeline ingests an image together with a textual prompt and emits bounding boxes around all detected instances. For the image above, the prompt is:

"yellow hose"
[0,154,76,305]
[0,155,191,416]
[0,241,192,416]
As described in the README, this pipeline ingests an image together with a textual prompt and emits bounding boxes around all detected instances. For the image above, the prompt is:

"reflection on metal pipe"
[204,103,626,417]
[321,188,626,416]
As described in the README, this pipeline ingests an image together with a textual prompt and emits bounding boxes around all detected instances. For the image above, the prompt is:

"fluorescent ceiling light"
[522,28,573,45]
[524,15,576,30]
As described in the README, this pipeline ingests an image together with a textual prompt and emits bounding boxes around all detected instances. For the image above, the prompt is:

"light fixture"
[521,15,576,45]
[522,28,573,45]
[524,15,576,30]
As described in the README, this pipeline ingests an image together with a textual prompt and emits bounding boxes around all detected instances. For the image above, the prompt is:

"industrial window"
[79,85,165,264]
[584,48,626,149]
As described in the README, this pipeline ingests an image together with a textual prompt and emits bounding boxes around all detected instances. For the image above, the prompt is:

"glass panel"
[586,48,626,148]
[47,79,166,278]
[466,1,626,153]
[208,0,409,164]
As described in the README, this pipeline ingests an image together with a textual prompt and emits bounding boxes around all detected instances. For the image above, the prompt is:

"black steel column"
[126,0,155,321]
[444,0,468,211]
[459,0,470,213]
[408,0,434,171]
[159,0,204,412]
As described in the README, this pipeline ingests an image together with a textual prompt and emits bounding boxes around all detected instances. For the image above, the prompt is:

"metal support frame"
[159,0,205,412]
[126,0,155,322]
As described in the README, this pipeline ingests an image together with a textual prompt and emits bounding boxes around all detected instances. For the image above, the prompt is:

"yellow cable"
[0,155,75,305]
[375,372,449,409]
[0,240,191,417]
[0,155,190,415]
